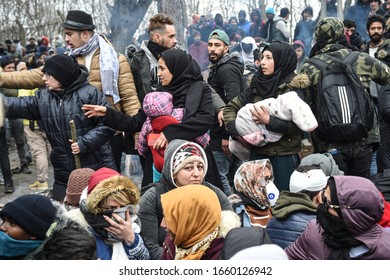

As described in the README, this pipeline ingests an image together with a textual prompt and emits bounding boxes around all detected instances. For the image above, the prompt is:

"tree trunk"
[108,0,154,53]
[158,0,188,47]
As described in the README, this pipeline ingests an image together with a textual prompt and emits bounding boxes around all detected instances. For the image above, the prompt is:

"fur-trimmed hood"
[86,175,140,215]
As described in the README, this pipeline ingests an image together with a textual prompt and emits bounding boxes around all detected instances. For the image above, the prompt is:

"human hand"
[222,138,232,157]
[69,139,80,154]
[104,209,135,245]
[250,104,270,125]
[218,109,225,127]
[82,104,107,118]
[153,133,168,150]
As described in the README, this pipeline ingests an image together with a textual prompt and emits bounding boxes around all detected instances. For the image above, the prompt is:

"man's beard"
[209,51,224,63]
[370,33,383,45]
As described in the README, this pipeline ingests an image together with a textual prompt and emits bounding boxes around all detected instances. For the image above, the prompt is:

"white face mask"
[107,205,141,242]
[265,181,279,207]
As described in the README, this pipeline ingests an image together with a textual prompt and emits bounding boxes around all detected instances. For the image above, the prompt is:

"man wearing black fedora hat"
[0,10,141,173]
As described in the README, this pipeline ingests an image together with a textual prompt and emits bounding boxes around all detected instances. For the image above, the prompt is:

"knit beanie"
[63,10,96,30]
[87,167,121,194]
[171,142,207,175]
[0,194,55,240]
[314,17,344,43]
[300,153,344,176]
[42,54,80,88]
[66,168,95,207]
[266,7,275,15]
[289,169,328,193]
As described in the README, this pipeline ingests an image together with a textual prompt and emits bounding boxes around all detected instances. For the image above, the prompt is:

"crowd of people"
[1,1,390,260]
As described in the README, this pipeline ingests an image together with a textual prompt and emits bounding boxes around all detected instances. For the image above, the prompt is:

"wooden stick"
[69,120,81,169]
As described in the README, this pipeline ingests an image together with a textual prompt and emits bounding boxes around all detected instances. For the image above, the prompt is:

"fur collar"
[218,210,241,238]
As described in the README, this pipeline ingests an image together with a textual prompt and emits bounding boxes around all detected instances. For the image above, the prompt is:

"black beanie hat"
[42,54,80,88]
[63,10,96,30]
[0,194,55,239]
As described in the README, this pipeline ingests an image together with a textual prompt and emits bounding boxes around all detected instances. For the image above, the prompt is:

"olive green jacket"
[223,73,310,157]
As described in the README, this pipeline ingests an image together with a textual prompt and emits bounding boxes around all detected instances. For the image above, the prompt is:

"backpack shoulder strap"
[306,56,329,70]
[342,51,360,66]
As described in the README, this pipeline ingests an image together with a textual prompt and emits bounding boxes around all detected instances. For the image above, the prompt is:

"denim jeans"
[212,150,242,196]
[0,127,12,185]
[370,149,378,177]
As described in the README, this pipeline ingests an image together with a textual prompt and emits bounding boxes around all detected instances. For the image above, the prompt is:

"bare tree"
[107,0,154,53]
[158,0,188,47]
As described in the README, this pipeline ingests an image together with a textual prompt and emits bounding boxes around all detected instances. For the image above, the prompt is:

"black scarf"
[316,179,364,260]
[309,35,359,58]
[147,41,169,60]
[79,200,112,240]
[241,41,296,103]
[158,48,203,119]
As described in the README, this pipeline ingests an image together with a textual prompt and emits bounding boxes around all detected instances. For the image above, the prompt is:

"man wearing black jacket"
[207,29,244,196]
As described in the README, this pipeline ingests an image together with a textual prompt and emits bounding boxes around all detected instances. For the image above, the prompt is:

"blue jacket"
[265,191,317,248]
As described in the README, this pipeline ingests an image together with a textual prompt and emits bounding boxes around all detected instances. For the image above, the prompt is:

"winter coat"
[271,16,290,42]
[300,45,390,152]
[4,67,116,200]
[266,191,316,249]
[224,73,310,157]
[130,40,158,103]
[379,85,390,171]
[0,41,140,118]
[138,139,233,260]
[285,176,390,259]
[66,205,149,260]
[208,52,244,151]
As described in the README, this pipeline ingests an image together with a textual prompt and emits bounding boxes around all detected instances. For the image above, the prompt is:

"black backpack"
[308,51,374,142]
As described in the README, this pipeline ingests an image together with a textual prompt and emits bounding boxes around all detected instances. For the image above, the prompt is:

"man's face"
[208,38,228,64]
[238,14,246,23]
[387,0,390,11]
[266,13,274,21]
[303,11,311,20]
[344,26,356,37]
[295,46,304,60]
[64,28,90,49]
[2,63,15,72]
[370,0,380,10]
[368,21,384,44]
[154,24,177,49]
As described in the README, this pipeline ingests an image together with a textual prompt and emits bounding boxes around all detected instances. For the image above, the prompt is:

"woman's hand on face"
[153,132,168,150]
[104,209,135,245]
[82,104,107,118]
[250,105,270,125]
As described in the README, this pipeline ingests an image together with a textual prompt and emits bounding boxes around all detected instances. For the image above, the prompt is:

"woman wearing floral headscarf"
[229,159,279,227]
[222,41,310,191]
